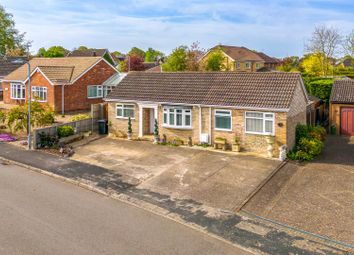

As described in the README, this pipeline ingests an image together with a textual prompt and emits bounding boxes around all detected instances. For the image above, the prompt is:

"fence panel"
[33,118,98,149]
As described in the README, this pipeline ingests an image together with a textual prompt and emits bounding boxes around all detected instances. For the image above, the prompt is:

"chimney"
[92,51,96,57]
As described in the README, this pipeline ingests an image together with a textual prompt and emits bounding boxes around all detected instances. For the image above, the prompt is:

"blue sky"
[2,0,354,57]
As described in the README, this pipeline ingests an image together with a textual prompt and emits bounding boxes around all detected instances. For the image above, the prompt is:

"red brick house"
[2,57,118,113]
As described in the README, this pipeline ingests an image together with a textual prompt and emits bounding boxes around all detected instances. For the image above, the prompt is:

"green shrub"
[289,124,326,161]
[0,110,6,123]
[57,125,75,138]
[70,114,91,122]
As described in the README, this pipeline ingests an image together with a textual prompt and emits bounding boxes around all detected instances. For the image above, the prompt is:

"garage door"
[341,108,354,136]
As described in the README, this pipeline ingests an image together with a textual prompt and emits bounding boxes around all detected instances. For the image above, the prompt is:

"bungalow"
[2,57,118,113]
[330,79,354,136]
[105,72,309,157]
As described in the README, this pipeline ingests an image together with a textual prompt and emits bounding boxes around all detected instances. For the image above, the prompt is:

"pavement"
[0,141,349,255]
[0,162,252,255]
[71,137,280,211]
[244,135,354,245]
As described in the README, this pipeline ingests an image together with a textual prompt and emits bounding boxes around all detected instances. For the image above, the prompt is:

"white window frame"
[162,106,192,129]
[245,111,275,135]
[87,85,103,99]
[214,109,232,131]
[245,62,251,69]
[31,86,47,102]
[256,62,261,69]
[103,85,114,97]
[116,104,135,119]
[10,82,25,100]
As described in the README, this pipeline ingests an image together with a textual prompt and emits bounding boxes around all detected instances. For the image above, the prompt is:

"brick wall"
[108,102,139,138]
[2,71,55,108]
[108,102,291,157]
[57,60,117,113]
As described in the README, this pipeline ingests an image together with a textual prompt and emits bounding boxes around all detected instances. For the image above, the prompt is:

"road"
[0,161,254,255]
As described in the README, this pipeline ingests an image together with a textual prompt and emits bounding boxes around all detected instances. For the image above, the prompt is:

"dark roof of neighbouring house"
[3,57,105,84]
[106,72,305,110]
[145,65,162,72]
[330,79,354,103]
[67,48,107,57]
[0,57,28,78]
[255,52,281,64]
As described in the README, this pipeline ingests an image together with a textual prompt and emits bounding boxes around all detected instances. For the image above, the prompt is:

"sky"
[2,0,354,57]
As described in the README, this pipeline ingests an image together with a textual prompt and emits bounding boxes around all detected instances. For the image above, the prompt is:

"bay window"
[10,83,25,100]
[116,104,135,119]
[245,112,274,135]
[215,110,232,131]
[32,86,47,102]
[163,107,192,128]
[88,85,103,98]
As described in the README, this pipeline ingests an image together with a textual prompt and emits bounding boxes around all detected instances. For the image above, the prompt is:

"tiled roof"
[255,52,280,64]
[216,45,264,62]
[4,57,102,84]
[0,57,27,78]
[106,72,303,110]
[38,66,74,84]
[67,49,107,57]
[330,79,354,103]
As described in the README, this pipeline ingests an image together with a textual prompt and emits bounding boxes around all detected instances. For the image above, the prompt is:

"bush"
[289,124,326,161]
[57,125,75,138]
[70,114,91,122]
[0,110,6,123]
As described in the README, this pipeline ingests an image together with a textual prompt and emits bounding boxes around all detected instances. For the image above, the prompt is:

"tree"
[36,46,68,57]
[162,46,188,71]
[343,30,354,57]
[306,25,342,76]
[0,5,31,56]
[112,51,122,56]
[186,41,204,71]
[77,45,88,51]
[145,47,164,62]
[301,53,330,77]
[129,47,145,59]
[204,47,226,71]
[122,53,145,72]
[277,56,300,72]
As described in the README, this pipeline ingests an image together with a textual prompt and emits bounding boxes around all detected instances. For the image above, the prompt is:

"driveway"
[72,137,280,211]
[244,136,354,245]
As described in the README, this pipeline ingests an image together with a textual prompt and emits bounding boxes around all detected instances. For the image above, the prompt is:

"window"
[256,63,261,69]
[88,85,103,98]
[163,107,192,128]
[103,86,114,97]
[10,83,25,99]
[116,104,135,119]
[32,86,47,102]
[235,61,241,69]
[245,62,251,69]
[245,112,274,135]
[215,110,232,131]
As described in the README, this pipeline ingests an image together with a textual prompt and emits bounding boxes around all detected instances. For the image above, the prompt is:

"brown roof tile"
[330,79,354,103]
[106,72,303,110]
[67,49,107,57]
[4,57,102,83]
[216,45,264,62]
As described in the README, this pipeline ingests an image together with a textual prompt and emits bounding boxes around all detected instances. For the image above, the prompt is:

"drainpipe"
[61,84,65,115]
[199,105,202,143]
[209,107,212,144]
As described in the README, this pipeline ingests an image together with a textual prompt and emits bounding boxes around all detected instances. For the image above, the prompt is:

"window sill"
[116,116,135,120]
[88,97,103,99]
[245,131,274,136]
[162,125,193,130]
[214,128,232,132]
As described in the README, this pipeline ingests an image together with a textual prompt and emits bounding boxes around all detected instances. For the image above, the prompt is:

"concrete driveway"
[72,137,280,211]
[244,136,354,245]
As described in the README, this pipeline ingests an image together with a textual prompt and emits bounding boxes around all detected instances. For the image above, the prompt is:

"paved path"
[0,162,252,255]
[0,143,348,255]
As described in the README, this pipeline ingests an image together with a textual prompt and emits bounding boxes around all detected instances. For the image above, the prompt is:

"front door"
[142,108,155,135]
[341,107,354,136]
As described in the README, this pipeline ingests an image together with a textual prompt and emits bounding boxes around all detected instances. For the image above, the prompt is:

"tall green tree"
[277,56,300,72]
[0,5,31,56]
[145,47,164,62]
[162,46,188,71]
[36,46,68,57]
[204,48,226,71]
[129,47,145,58]
[77,45,88,51]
